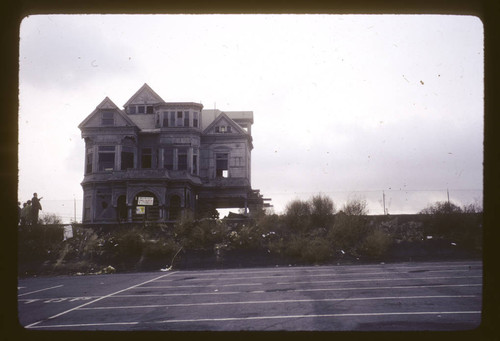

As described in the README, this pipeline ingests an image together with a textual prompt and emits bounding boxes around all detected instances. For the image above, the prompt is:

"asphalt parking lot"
[18,260,482,331]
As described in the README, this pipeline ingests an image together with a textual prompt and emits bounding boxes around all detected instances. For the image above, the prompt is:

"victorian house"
[79,84,270,223]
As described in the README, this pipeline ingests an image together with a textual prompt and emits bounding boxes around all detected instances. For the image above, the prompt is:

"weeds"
[18,196,482,276]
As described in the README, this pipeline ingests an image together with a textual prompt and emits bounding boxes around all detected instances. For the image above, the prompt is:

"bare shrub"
[342,198,368,216]
[420,201,462,215]
[462,200,483,213]
[310,194,336,228]
[39,213,63,225]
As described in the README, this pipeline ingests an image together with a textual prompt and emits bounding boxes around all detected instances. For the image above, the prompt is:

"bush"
[143,238,181,260]
[327,212,367,254]
[284,199,311,234]
[115,229,144,258]
[227,225,264,250]
[301,237,332,263]
[359,228,393,259]
[419,201,482,249]
[279,235,332,263]
[39,213,63,225]
[310,194,336,228]
[420,201,462,215]
[283,235,306,259]
[341,198,369,216]
[173,218,226,250]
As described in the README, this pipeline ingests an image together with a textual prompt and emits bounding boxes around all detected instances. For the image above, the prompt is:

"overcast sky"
[18,14,483,222]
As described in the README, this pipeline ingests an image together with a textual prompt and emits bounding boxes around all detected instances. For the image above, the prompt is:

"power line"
[263,188,482,195]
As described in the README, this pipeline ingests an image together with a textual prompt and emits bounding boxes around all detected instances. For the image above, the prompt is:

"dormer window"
[215,125,231,133]
[101,112,114,126]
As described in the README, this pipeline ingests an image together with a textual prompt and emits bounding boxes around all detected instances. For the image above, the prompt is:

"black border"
[2,1,498,340]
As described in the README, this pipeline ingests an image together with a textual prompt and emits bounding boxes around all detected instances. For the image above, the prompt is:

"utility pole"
[74,196,76,223]
[383,190,386,215]
[447,188,450,205]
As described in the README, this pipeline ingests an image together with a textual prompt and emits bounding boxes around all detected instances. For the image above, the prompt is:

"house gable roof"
[123,83,165,107]
[202,112,248,135]
[78,97,137,129]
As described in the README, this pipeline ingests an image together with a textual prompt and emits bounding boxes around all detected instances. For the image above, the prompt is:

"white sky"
[18,14,484,222]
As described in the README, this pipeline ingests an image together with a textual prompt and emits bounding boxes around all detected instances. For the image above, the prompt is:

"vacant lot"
[18,260,482,331]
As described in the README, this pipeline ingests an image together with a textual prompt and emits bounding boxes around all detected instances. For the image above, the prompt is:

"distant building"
[78,83,270,223]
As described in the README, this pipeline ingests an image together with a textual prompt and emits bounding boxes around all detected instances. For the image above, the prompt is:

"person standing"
[21,201,31,226]
[18,202,22,226]
[31,193,42,225]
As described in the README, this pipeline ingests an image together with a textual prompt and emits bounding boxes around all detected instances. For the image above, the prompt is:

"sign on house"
[137,197,154,206]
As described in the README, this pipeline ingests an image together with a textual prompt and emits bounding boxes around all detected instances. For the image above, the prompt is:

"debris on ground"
[96,265,116,274]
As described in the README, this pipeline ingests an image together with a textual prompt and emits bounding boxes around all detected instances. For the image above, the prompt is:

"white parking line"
[157,311,481,324]
[158,268,481,282]
[161,262,482,279]
[24,311,482,329]
[276,275,483,285]
[79,294,478,310]
[142,282,263,289]
[18,285,64,297]
[294,283,482,293]
[117,291,242,298]
[28,322,140,329]
[133,275,482,289]
[25,272,177,329]
[111,283,481,298]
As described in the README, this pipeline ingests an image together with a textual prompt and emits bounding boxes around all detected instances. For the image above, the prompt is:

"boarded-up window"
[96,190,113,220]
[101,112,114,126]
